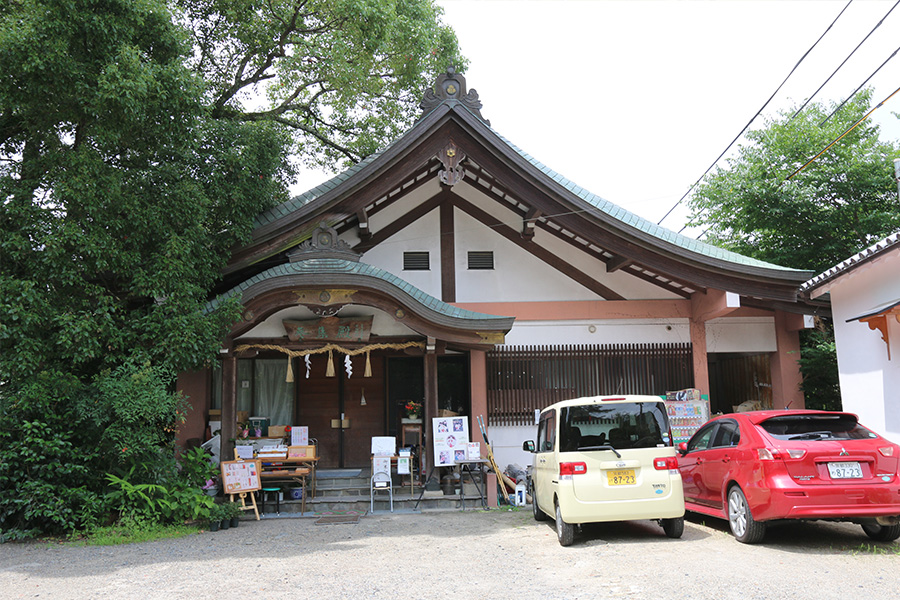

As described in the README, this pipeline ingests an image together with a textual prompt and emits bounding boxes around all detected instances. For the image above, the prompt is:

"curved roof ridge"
[489,127,801,273]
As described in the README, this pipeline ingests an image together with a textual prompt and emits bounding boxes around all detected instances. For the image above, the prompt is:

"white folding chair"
[370,471,393,513]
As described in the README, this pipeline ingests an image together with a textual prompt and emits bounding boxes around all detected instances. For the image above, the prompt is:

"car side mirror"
[522,440,535,452]
[677,442,688,456]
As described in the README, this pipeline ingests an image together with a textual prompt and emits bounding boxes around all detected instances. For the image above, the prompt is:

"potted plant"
[224,501,243,528]
[207,504,225,532]
[404,400,422,421]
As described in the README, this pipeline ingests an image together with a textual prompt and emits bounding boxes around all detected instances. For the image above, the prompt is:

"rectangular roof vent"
[468,251,494,270]
[403,251,430,271]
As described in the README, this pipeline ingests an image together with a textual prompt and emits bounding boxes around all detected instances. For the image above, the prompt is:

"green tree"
[687,90,900,410]
[178,0,466,168]
[688,89,900,274]
[0,0,462,537]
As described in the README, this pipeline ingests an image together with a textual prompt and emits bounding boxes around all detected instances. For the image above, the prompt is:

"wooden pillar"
[469,349,497,506]
[423,346,439,486]
[440,202,456,303]
[689,318,710,396]
[771,310,805,410]
[220,354,237,462]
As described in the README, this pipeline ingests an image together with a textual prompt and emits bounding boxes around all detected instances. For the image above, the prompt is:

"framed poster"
[432,416,470,467]
[220,459,261,494]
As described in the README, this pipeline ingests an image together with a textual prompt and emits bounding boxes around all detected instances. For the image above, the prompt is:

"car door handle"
[723,455,730,463]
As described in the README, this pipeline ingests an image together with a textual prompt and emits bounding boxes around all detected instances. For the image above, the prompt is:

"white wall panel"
[504,319,692,345]
[361,209,442,299]
[705,317,777,353]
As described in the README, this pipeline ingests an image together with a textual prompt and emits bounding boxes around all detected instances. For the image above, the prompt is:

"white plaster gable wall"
[452,181,681,302]
[453,209,597,302]
[825,253,900,443]
[360,208,442,299]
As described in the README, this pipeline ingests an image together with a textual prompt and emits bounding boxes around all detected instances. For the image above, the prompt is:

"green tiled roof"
[208,258,510,324]
[493,131,799,273]
[255,100,806,276]
[253,152,383,229]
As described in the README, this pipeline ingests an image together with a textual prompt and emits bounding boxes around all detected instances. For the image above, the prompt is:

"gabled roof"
[226,70,814,305]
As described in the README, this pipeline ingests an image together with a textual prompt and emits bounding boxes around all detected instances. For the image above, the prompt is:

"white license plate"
[827,462,863,479]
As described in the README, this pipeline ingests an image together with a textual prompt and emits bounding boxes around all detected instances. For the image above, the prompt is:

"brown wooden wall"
[486,344,693,426]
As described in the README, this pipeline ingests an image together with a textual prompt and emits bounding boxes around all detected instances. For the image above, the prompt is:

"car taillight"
[654,457,678,470]
[559,462,587,476]
[758,448,805,460]
[879,446,896,457]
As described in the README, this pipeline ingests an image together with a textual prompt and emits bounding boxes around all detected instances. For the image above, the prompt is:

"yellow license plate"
[607,469,636,486]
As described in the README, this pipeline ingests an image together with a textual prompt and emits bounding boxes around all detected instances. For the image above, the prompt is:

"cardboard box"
[268,425,287,437]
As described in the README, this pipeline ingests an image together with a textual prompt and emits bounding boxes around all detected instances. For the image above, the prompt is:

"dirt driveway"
[1,509,897,600]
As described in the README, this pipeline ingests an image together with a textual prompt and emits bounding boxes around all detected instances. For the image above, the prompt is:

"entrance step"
[254,468,489,516]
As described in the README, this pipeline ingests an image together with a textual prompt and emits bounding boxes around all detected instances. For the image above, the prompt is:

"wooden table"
[258,458,311,514]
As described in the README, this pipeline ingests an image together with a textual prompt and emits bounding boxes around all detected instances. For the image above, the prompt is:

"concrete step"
[255,488,488,516]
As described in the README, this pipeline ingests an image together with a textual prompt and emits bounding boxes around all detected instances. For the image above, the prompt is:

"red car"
[676,410,900,543]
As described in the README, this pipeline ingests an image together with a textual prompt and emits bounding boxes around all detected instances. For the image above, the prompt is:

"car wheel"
[661,517,684,538]
[555,501,575,546]
[727,486,766,544]
[861,522,900,542]
[531,481,549,521]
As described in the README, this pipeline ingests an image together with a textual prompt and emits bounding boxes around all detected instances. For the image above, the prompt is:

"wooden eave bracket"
[691,289,741,322]
[523,207,542,240]
[859,311,899,361]
[606,254,634,273]
[357,208,371,242]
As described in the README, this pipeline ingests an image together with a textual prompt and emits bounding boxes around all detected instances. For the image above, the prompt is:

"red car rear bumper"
[746,476,900,522]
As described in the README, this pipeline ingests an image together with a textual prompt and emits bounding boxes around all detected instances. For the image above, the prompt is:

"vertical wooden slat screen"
[486,343,693,426]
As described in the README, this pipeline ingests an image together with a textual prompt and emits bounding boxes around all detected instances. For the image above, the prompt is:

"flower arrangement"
[404,400,422,419]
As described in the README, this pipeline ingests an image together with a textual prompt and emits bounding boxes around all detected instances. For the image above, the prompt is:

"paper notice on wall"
[397,457,410,474]
[291,426,308,446]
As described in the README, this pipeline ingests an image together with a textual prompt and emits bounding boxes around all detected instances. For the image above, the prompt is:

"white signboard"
[371,436,396,457]
[432,416,470,467]
[290,426,309,446]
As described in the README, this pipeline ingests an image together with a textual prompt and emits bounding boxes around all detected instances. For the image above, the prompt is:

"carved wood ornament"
[438,141,466,187]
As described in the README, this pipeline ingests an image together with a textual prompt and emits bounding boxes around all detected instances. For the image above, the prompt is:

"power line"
[788,0,899,123]
[785,83,900,180]
[657,0,853,229]
[820,43,900,125]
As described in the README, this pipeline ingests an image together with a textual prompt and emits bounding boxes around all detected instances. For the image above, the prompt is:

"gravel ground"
[1,509,898,600]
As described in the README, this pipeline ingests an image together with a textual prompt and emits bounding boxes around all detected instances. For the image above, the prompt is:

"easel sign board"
[432,416,470,467]
[221,459,261,494]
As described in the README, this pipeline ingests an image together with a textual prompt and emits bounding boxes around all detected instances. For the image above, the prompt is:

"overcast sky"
[295,0,900,236]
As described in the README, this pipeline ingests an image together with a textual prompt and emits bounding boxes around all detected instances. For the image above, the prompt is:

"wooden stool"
[260,487,281,514]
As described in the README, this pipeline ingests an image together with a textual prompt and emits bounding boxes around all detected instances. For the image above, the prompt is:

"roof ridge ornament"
[289,223,360,263]
[419,66,490,125]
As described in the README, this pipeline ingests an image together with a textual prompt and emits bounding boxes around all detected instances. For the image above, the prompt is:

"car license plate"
[827,462,863,479]
[607,469,636,486]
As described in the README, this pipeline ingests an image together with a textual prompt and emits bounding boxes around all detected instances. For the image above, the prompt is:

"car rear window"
[759,414,878,441]
[560,402,671,451]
